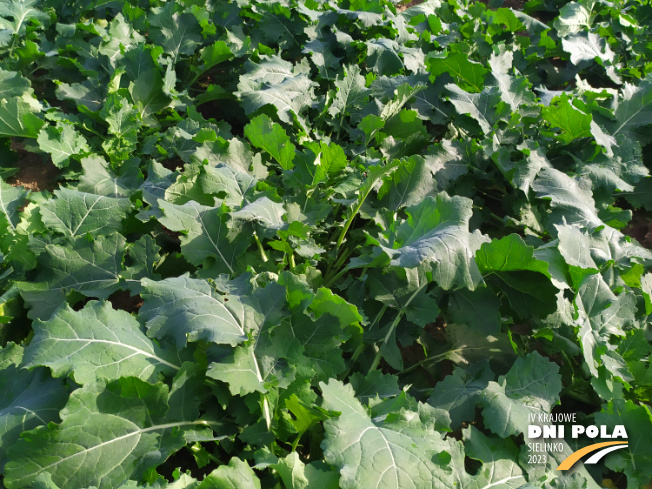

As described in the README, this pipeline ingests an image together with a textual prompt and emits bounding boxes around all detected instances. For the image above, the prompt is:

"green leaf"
[23,301,180,386]
[595,399,652,487]
[244,114,296,170]
[0,177,27,234]
[609,75,652,145]
[561,32,616,66]
[428,365,492,430]
[231,197,285,237]
[39,189,132,238]
[0,96,44,138]
[198,458,260,489]
[541,94,592,144]
[553,0,597,36]
[78,156,144,198]
[327,65,370,119]
[480,352,562,437]
[446,426,526,488]
[272,453,340,489]
[140,276,253,348]
[37,122,89,168]
[378,192,489,290]
[237,56,316,127]
[148,4,202,60]
[445,84,504,134]
[426,51,488,93]
[158,200,249,274]
[4,379,213,489]
[17,234,127,320]
[320,379,449,489]
[0,361,68,469]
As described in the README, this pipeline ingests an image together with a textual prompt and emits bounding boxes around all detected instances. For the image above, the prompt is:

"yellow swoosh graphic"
[557,441,628,470]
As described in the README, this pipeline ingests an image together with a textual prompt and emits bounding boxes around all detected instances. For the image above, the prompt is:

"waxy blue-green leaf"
[140,276,250,348]
[158,199,249,274]
[0,96,44,138]
[480,353,562,437]
[198,458,260,489]
[23,301,180,386]
[39,188,132,238]
[608,75,652,145]
[37,123,89,168]
[148,3,202,60]
[446,426,526,489]
[237,57,316,127]
[17,234,127,320]
[378,192,489,290]
[4,379,213,489]
[0,352,68,469]
[445,84,504,135]
[320,379,449,489]
[78,156,144,198]
[0,178,27,234]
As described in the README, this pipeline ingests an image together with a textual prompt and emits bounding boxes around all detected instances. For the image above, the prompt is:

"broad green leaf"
[553,0,597,36]
[320,379,449,489]
[0,69,30,98]
[140,276,262,348]
[237,56,316,127]
[0,96,44,138]
[609,75,652,145]
[0,178,27,234]
[198,458,260,489]
[39,188,132,238]
[78,156,144,198]
[231,197,285,237]
[446,426,526,488]
[531,166,601,230]
[0,0,49,35]
[476,235,558,318]
[149,3,202,60]
[272,453,340,489]
[0,361,68,469]
[541,94,592,144]
[376,155,439,210]
[17,234,127,320]
[378,192,489,290]
[480,353,562,437]
[37,123,89,168]
[476,234,550,275]
[575,273,636,378]
[428,365,493,429]
[595,400,652,487]
[327,65,370,119]
[561,32,616,66]
[4,379,213,489]
[426,51,488,93]
[158,200,249,274]
[206,328,298,396]
[445,84,504,134]
[23,301,180,386]
[244,114,295,170]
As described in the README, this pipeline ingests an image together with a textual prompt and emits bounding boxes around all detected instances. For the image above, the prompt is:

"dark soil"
[623,210,652,249]
[7,141,59,192]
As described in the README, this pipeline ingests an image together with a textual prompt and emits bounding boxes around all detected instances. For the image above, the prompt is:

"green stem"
[253,233,268,262]
[351,304,388,362]
[335,198,365,253]
[398,351,449,376]
[367,284,427,375]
